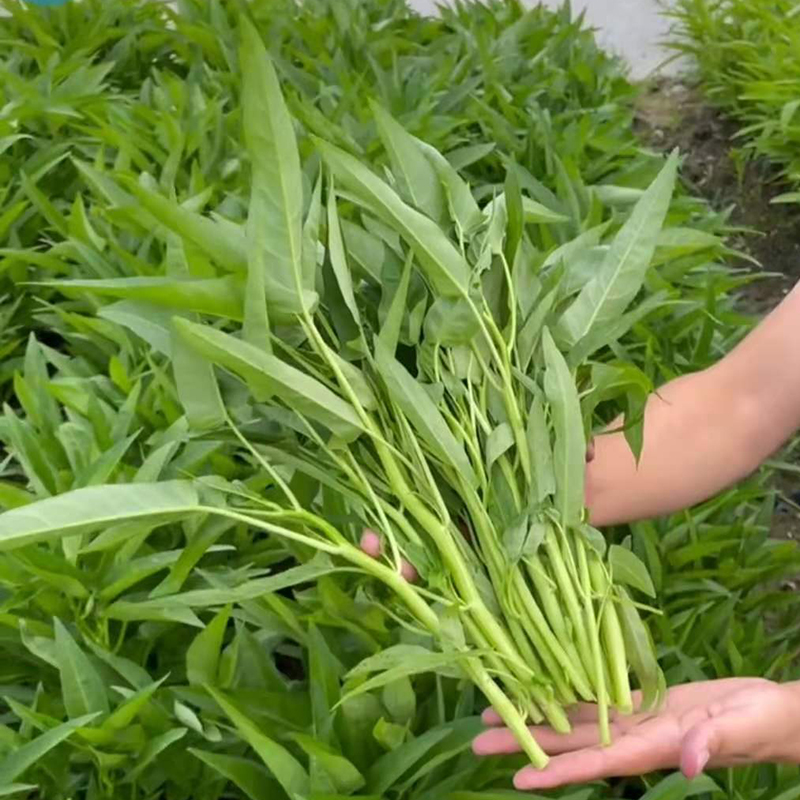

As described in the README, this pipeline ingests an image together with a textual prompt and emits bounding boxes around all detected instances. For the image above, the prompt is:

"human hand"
[473,678,800,790]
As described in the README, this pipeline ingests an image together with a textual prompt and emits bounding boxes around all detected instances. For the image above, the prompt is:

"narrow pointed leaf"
[54,619,110,718]
[327,182,361,327]
[190,749,282,800]
[542,329,585,527]
[0,481,199,551]
[207,686,310,797]
[187,605,231,686]
[372,102,444,222]
[556,152,678,347]
[240,18,309,310]
[375,347,475,485]
[175,319,363,441]
[0,714,98,786]
[317,139,469,298]
[40,277,243,321]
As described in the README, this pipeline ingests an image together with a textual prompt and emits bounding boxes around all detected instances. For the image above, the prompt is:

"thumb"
[680,710,740,778]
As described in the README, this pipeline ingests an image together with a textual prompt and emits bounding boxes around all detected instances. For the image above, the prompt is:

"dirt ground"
[634,78,800,542]
[635,78,800,313]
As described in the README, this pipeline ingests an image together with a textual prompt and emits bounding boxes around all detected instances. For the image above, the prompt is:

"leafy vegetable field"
[0,1,799,799]
[669,0,800,203]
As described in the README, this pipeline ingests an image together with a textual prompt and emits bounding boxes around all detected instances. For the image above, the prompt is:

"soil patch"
[634,78,800,315]
[634,77,800,540]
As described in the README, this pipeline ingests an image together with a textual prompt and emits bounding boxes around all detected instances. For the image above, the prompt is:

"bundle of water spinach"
[0,20,671,768]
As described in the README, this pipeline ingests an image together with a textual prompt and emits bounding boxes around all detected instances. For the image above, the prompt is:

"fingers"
[474,721,611,757]
[680,711,737,778]
[359,529,418,583]
[481,707,504,726]
[586,438,596,463]
[513,732,669,790]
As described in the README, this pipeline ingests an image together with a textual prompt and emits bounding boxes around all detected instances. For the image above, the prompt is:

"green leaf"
[0,481,199,551]
[187,605,231,686]
[0,785,38,797]
[618,587,663,711]
[172,323,226,431]
[382,677,416,726]
[415,138,482,234]
[556,151,678,347]
[342,650,462,707]
[41,277,244,321]
[98,301,173,355]
[639,771,720,800]
[486,423,514,472]
[526,393,555,504]
[125,728,188,783]
[542,329,585,527]
[504,165,524,266]
[240,17,310,314]
[302,175,323,290]
[86,642,153,690]
[423,295,480,346]
[609,544,656,598]
[308,624,340,743]
[175,318,363,442]
[374,347,475,485]
[76,431,138,488]
[446,143,495,171]
[0,714,98,786]
[21,172,68,237]
[190,749,283,800]
[372,102,444,222]
[289,733,365,794]
[373,716,408,751]
[102,678,165,731]
[367,726,452,794]
[317,139,470,298]
[207,686,310,798]
[504,517,547,564]
[54,619,110,719]
[326,181,361,328]
[377,251,413,357]
[124,181,246,273]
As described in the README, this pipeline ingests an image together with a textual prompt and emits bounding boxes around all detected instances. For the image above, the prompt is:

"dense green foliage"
[669,0,800,201]
[0,2,798,800]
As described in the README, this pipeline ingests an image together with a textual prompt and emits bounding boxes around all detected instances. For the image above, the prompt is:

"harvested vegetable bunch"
[0,18,672,770]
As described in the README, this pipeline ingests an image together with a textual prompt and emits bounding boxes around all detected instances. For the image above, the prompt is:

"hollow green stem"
[464,657,549,769]
[544,527,597,688]
[589,557,633,715]
[526,559,595,699]
[577,538,610,745]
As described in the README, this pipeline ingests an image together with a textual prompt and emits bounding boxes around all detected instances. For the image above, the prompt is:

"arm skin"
[587,280,800,527]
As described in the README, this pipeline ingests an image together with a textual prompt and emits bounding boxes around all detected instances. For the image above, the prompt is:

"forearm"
[586,369,760,526]
[586,281,800,527]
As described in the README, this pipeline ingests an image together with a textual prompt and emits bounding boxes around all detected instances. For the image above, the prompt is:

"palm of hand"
[473,678,800,791]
